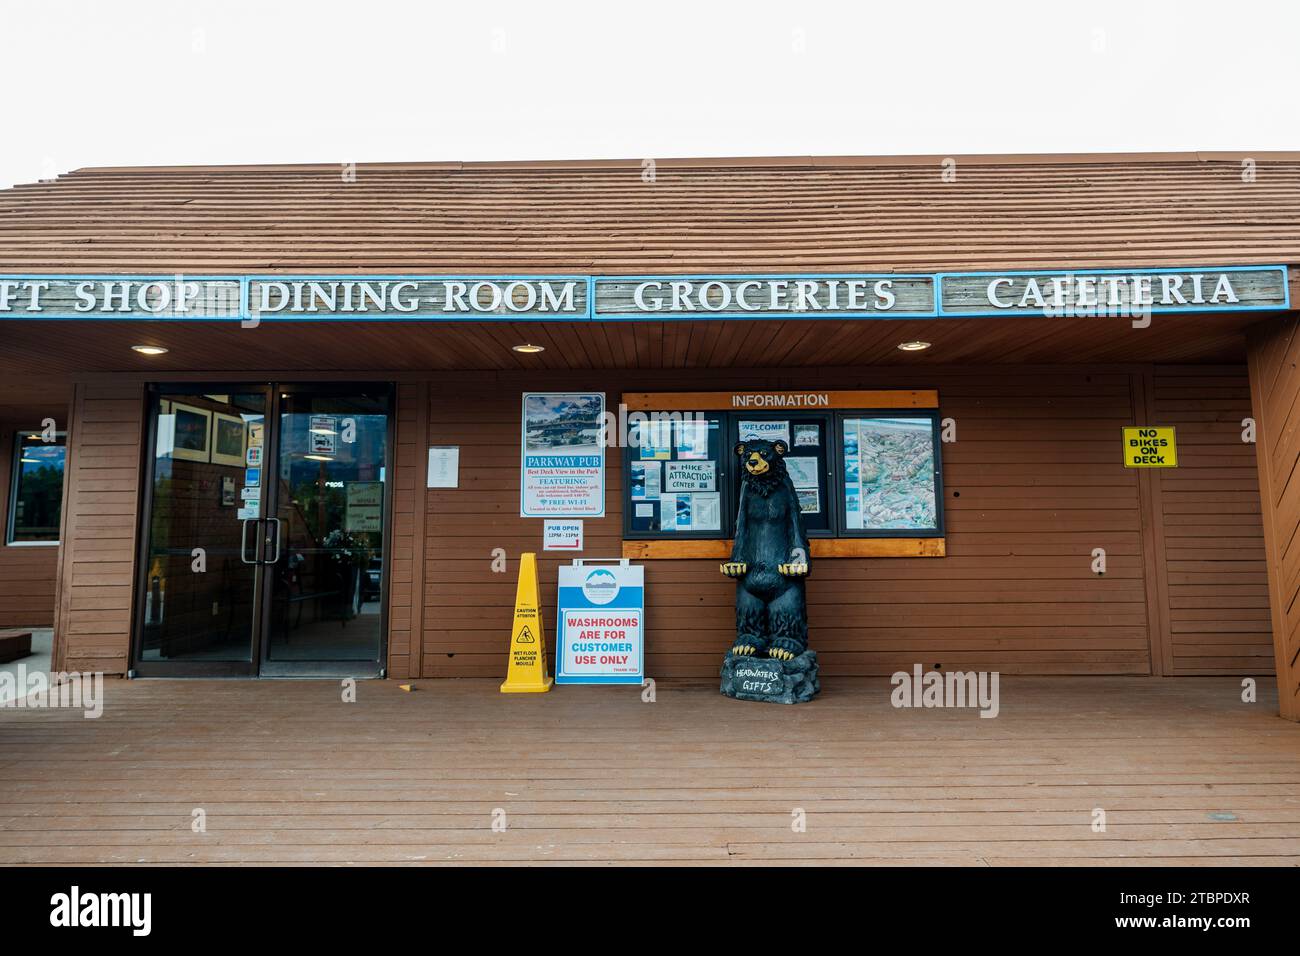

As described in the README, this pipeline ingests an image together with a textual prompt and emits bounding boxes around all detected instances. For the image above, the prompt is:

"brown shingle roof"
[0,152,1297,274]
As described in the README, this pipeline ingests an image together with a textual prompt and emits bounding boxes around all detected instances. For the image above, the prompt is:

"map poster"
[785,456,821,514]
[521,393,606,517]
[842,417,938,530]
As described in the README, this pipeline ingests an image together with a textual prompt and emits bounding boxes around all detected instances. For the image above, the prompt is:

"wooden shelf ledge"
[621,538,945,560]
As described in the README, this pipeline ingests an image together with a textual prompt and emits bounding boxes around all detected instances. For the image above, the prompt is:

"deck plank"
[1,675,1298,866]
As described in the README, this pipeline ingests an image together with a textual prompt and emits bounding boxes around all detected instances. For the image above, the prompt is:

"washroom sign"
[556,559,644,684]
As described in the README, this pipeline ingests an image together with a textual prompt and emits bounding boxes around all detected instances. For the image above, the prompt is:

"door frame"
[256,382,395,679]
[129,381,395,678]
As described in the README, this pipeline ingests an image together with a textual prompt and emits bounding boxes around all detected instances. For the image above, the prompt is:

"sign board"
[556,559,644,684]
[0,268,1285,322]
[345,481,384,532]
[520,392,606,517]
[543,519,584,551]
[940,267,1289,317]
[427,446,459,488]
[594,275,935,318]
[1123,426,1178,468]
[309,416,337,456]
[738,420,790,445]
[622,389,940,411]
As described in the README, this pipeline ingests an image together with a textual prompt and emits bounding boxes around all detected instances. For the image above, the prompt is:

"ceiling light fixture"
[511,343,545,354]
[897,340,932,352]
[130,345,168,355]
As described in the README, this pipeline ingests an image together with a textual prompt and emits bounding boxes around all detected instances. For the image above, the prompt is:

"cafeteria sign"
[1123,426,1178,468]
[556,559,644,684]
[520,392,606,517]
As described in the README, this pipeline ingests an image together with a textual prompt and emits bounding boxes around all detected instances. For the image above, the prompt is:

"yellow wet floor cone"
[500,552,553,693]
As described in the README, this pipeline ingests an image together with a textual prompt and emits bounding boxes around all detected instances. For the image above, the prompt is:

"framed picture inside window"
[211,412,248,467]
[166,402,212,462]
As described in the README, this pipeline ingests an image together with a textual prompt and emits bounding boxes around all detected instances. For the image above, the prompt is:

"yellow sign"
[500,552,553,693]
[1123,426,1178,468]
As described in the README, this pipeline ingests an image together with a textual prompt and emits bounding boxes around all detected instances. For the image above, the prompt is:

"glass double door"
[133,384,392,677]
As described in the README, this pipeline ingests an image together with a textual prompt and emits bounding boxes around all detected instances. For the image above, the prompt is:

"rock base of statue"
[720,649,820,704]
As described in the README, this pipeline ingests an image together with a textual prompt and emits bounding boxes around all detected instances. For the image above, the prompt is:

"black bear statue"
[720,438,812,660]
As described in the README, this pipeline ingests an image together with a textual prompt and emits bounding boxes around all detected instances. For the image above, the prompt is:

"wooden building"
[0,152,1297,721]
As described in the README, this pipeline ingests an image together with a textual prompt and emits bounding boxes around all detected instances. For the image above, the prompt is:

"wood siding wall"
[0,423,60,626]
[420,366,1273,680]
[47,364,1274,683]
[1246,318,1300,720]
[52,383,145,673]
[1149,367,1272,674]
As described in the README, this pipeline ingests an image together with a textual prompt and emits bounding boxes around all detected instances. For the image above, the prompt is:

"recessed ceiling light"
[131,344,168,355]
[897,340,932,352]
[511,343,545,354]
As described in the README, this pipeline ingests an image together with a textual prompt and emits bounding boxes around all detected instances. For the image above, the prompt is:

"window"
[624,413,729,538]
[8,431,66,544]
[733,412,834,535]
[622,404,944,541]
[839,414,943,537]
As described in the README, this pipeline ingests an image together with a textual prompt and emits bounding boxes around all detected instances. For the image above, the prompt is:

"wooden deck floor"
[1,675,1298,866]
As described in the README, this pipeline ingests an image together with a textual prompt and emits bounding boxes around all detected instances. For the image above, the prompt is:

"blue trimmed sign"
[555,559,645,685]
[0,266,1287,321]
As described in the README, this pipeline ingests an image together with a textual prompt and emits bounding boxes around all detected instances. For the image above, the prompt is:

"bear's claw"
[768,638,804,661]
[731,643,757,657]
[720,562,748,577]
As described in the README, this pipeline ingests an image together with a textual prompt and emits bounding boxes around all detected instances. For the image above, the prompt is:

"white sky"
[1,0,1297,189]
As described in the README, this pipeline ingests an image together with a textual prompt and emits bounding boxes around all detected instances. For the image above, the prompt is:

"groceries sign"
[0,266,1287,321]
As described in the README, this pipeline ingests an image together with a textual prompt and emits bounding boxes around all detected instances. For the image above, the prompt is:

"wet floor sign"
[1123,426,1178,468]
[500,552,553,693]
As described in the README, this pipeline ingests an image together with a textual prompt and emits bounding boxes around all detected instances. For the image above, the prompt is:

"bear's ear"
[734,442,747,458]
[773,439,788,456]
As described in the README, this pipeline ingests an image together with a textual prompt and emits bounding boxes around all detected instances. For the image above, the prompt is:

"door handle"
[240,518,259,564]
[264,517,282,565]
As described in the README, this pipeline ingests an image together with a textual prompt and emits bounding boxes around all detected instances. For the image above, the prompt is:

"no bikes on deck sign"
[1123,426,1178,468]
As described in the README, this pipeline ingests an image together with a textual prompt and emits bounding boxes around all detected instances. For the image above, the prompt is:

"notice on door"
[345,481,384,532]
[1122,426,1178,468]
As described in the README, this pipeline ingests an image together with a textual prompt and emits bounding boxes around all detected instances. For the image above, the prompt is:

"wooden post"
[1245,315,1300,721]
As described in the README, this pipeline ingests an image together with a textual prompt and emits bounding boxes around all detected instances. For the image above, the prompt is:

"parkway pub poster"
[520,392,606,517]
